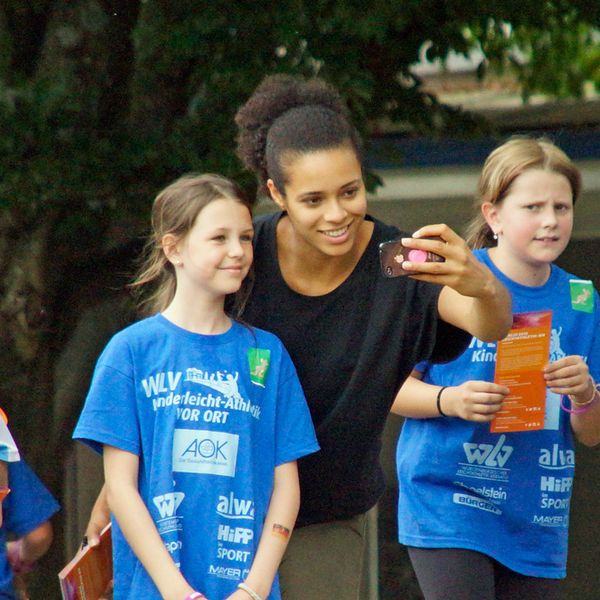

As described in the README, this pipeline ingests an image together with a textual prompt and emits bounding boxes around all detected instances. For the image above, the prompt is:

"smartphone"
[379,237,445,278]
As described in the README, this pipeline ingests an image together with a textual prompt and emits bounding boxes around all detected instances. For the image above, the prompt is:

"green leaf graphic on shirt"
[569,279,594,313]
[248,348,271,387]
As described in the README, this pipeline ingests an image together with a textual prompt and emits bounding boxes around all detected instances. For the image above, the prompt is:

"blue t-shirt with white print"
[74,315,319,600]
[396,248,600,578]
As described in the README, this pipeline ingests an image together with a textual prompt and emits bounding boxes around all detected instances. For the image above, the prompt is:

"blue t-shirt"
[74,315,319,600]
[396,248,600,578]
[0,460,60,598]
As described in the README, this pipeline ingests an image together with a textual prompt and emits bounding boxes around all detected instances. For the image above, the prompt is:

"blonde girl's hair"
[465,137,582,249]
[130,173,253,316]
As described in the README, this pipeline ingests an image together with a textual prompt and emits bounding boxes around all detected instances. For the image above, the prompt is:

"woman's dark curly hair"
[235,74,364,195]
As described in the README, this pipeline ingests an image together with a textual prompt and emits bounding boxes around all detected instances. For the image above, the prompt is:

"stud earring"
[492,232,498,240]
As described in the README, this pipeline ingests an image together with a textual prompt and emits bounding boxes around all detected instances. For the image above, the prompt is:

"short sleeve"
[4,460,59,537]
[73,336,141,456]
[413,361,429,375]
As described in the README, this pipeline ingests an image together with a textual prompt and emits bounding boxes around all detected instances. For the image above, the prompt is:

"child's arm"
[83,483,110,548]
[6,521,53,573]
[391,371,508,422]
[545,356,600,447]
[228,460,300,600]
[103,445,197,600]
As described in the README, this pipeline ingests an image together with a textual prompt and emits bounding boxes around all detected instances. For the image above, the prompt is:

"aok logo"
[463,434,513,468]
[153,492,185,519]
[185,438,228,460]
[173,429,239,477]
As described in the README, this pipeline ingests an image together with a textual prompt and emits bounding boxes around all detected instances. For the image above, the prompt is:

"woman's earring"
[493,232,498,240]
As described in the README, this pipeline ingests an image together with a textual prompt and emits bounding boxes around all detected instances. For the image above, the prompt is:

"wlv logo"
[153,492,185,519]
[463,434,513,468]
[142,371,182,397]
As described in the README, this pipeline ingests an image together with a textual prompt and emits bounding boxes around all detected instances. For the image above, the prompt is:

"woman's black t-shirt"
[242,212,470,526]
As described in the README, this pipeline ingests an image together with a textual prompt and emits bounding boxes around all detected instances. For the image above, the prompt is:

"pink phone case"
[379,237,445,277]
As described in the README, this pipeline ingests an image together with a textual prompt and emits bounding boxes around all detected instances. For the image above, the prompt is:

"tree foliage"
[470,5,600,100]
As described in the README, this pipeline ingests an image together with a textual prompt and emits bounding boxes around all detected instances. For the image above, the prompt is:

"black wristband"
[436,386,449,417]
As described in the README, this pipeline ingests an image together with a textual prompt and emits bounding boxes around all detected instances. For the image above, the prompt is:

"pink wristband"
[560,377,600,414]
[560,393,598,414]
[184,593,206,600]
